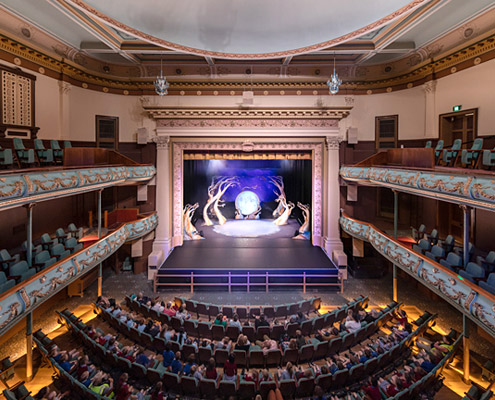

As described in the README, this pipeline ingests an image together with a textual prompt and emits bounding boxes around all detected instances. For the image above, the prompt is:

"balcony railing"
[0,212,158,336]
[340,212,495,338]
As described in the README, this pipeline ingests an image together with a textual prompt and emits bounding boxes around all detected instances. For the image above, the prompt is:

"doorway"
[439,108,477,147]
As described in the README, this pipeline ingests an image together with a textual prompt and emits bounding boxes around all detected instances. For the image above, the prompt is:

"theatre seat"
[477,251,495,273]
[482,147,495,168]
[440,235,455,254]
[13,138,35,166]
[34,139,54,165]
[50,140,64,163]
[440,253,462,272]
[425,245,445,262]
[65,237,83,253]
[427,229,438,245]
[411,224,426,242]
[0,145,14,168]
[425,141,431,148]
[442,139,462,166]
[0,272,15,294]
[461,138,483,168]
[34,250,57,271]
[51,243,70,260]
[9,261,36,283]
[458,262,485,284]
[479,273,495,295]
[434,140,444,163]
[0,249,20,272]
[412,239,430,254]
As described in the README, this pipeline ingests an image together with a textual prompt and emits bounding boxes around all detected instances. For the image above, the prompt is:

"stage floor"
[160,238,335,270]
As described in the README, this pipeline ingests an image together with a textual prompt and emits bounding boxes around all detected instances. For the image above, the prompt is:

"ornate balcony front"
[340,212,495,337]
[0,212,158,336]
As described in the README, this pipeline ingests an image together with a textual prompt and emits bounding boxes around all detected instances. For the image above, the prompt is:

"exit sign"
[453,105,462,112]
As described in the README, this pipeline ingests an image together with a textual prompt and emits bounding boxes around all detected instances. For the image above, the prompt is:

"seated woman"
[182,354,197,375]
[235,334,251,352]
[378,375,402,397]
[214,313,228,328]
[204,358,218,380]
[215,336,232,352]
[223,354,237,381]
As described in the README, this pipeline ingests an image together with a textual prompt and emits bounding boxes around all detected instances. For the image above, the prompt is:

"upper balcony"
[0,144,156,211]
[340,147,495,212]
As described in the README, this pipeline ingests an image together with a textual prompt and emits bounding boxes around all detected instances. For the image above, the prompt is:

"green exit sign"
[453,105,462,112]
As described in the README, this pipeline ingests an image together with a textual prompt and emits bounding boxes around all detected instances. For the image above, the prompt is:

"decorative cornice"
[145,107,351,120]
[0,30,494,95]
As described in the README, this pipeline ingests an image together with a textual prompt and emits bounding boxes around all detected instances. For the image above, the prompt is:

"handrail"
[340,212,495,338]
[155,271,343,294]
[0,212,158,337]
[0,164,155,211]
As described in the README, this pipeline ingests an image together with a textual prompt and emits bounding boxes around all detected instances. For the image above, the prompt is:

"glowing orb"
[235,190,260,216]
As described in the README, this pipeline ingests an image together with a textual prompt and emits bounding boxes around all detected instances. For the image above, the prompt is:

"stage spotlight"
[206,159,226,175]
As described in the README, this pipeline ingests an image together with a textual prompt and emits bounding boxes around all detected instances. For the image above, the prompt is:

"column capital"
[58,80,72,94]
[422,80,437,94]
[153,135,170,150]
[325,136,340,150]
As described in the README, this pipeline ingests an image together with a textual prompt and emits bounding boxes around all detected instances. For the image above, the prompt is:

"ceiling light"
[327,54,342,95]
[154,58,169,96]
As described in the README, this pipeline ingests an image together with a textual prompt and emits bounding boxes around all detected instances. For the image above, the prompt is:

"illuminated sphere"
[235,190,260,216]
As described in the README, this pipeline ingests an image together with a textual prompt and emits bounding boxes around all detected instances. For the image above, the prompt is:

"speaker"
[242,91,254,105]
[347,127,358,144]
[137,127,148,144]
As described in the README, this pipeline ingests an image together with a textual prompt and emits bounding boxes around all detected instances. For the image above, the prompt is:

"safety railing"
[154,270,343,293]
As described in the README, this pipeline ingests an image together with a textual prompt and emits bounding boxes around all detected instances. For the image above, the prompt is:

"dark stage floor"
[160,238,336,270]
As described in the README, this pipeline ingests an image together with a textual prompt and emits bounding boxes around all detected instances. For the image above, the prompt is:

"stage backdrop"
[183,159,312,223]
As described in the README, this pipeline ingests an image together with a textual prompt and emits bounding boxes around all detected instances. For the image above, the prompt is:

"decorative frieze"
[146,108,351,120]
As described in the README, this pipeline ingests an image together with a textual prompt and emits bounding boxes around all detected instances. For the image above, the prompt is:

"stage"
[156,230,341,292]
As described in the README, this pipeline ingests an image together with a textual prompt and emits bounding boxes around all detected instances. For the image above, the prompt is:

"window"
[375,115,398,149]
[96,115,119,150]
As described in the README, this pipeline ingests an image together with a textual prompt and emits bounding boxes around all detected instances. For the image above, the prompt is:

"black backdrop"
[183,159,312,224]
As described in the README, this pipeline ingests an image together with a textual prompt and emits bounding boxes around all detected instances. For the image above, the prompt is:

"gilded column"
[152,135,172,263]
[324,136,344,256]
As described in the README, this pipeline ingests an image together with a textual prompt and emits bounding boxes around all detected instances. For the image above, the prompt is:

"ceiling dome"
[69,0,429,58]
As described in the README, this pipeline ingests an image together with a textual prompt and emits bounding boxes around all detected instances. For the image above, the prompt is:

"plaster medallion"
[450,67,457,73]
[123,90,129,95]
[197,90,202,95]
[38,67,45,74]
[296,90,302,95]
[386,87,392,93]
[103,87,109,93]
[14,57,21,65]
[474,57,481,65]
[407,83,413,88]
[367,90,373,95]
[82,83,88,89]
[180,91,185,96]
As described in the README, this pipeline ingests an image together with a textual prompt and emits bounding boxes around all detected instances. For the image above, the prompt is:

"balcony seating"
[440,235,455,253]
[426,229,439,245]
[455,242,474,262]
[55,228,68,242]
[65,237,83,253]
[0,146,14,168]
[50,140,64,163]
[2,383,35,400]
[0,249,20,272]
[63,141,72,149]
[458,262,486,284]
[40,233,57,250]
[479,273,495,295]
[0,272,15,294]
[412,239,431,254]
[425,141,432,148]
[440,253,463,272]
[9,261,36,283]
[33,251,57,271]
[67,223,82,239]
[461,138,483,168]
[442,139,462,166]
[33,139,54,165]
[21,241,42,256]
[13,138,35,167]
[425,245,445,262]
[411,224,426,242]
[481,147,495,169]
[434,140,444,163]
[50,243,70,260]
[477,251,495,273]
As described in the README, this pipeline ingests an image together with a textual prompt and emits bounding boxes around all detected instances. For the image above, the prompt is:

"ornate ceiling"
[0,0,494,95]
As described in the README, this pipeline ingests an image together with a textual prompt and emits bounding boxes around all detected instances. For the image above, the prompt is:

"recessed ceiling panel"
[68,0,430,58]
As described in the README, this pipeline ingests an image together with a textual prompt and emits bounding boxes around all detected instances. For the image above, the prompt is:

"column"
[463,314,470,383]
[422,80,437,138]
[26,312,33,381]
[97,189,103,297]
[24,203,34,267]
[58,81,71,139]
[152,135,172,263]
[393,190,398,302]
[324,136,343,255]
[462,205,470,268]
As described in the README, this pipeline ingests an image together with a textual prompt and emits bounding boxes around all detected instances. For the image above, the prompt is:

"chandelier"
[327,54,342,95]
[154,59,169,96]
